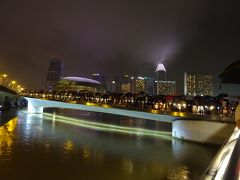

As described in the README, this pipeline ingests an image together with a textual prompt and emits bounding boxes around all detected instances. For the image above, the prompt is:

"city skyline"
[0,1,240,95]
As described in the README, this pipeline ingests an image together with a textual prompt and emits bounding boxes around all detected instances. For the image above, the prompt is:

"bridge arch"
[25,97,235,145]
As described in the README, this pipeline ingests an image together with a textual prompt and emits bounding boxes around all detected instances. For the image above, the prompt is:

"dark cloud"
[0,0,240,95]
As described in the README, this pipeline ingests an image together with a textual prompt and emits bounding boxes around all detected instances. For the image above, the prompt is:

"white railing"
[202,127,240,179]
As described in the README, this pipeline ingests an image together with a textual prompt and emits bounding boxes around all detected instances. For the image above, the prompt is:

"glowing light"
[92,73,100,76]
[172,112,179,116]
[43,113,172,139]
[151,109,159,114]
[69,101,77,104]
[178,112,185,117]
[63,76,101,84]
[138,76,144,80]
[102,104,109,108]
[86,102,96,106]
[210,106,215,110]
[155,63,166,72]
[63,140,74,151]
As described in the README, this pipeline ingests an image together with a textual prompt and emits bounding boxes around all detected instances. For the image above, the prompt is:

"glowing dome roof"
[63,77,101,85]
[155,63,166,72]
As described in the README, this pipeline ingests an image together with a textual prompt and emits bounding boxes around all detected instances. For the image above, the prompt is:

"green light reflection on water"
[43,113,172,140]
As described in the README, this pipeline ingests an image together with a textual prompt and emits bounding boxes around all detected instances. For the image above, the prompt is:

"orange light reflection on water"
[0,118,17,158]
[63,140,74,152]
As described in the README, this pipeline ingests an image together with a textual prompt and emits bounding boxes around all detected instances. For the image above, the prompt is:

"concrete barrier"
[172,120,235,145]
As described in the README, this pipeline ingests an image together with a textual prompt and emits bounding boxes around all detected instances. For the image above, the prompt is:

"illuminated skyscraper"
[156,81,176,95]
[45,57,63,90]
[135,76,145,93]
[119,75,131,93]
[132,76,154,95]
[155,63,166,81]
[154,63,168,95]
[184,72,213,96]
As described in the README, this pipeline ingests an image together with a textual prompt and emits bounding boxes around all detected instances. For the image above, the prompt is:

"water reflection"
[122,158,133,175]
[82,147,91,159]
[167,166,190,180]
[0,109,219,180]
[0,117,17,159]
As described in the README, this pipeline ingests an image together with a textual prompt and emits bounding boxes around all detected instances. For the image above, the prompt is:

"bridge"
[25,97,234,144]
[23,97,239,179]
[25,97,178,123]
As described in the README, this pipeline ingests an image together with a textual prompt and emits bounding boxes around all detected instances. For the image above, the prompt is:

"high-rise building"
[184,72,213,96]
[106,80,117,92]
[91,73,107,89]
[154,63,167,95]
[107,75,132,93]
[143,77,154,95]
[119,75,131,93]
[45,57,63,90]
[156,81,176,95]
[128,76,154,94]
[130,76,136,94]
[155,63,166,81]
[135,76,145,93]
[108,75,154,94]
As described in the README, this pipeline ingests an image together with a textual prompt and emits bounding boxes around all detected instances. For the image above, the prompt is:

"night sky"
[1,0,240,95]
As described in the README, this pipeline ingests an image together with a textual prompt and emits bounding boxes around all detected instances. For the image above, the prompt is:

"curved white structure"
[172,120,235,145]
[202,127,240,179]
[25,97,177,123]
[63,76,101,84]
[25,97,236,145]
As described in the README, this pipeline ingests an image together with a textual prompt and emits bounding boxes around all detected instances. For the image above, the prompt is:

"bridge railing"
[201,127,240,179]
[222,132,240,179]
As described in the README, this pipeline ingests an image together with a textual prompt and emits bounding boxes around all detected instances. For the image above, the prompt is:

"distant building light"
[92,73,100,76]
[138,76,144,80]
[131,77,134,79]
[112,81,115,84]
